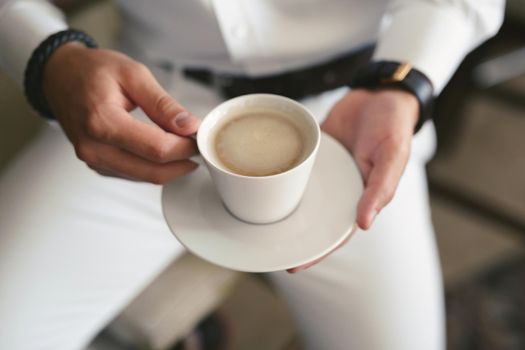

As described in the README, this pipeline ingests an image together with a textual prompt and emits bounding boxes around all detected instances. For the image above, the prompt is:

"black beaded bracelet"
[23,29,98,119]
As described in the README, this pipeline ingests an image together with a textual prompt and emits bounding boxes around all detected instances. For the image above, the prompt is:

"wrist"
[44,41,87,72]
[24,29,98,119]
[43,42,87,93]
[350,61,434,133]
[381,88,419,129]
[350,87,420,135]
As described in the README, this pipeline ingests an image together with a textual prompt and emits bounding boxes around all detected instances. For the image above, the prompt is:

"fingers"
[44,47,201,183]
[85,104,198,163]
[286,224,358,274]
[76,140,199,184]
[356,141,409,230]
[123,64,200,136]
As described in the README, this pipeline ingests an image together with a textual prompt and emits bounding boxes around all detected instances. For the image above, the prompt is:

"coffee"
[214,112,305,176]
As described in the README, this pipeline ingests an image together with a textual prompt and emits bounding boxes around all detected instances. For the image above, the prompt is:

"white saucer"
[162,133,363,272]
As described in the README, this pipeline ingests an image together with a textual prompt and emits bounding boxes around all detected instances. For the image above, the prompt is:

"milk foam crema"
[214,113,304,176]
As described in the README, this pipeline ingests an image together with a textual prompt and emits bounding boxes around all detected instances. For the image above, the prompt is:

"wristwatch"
[350,61,434,133]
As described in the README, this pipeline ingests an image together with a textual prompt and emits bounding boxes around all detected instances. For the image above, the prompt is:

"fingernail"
[173,111,191,128]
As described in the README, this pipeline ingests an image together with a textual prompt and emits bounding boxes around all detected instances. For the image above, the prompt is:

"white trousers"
[0,72,445,350]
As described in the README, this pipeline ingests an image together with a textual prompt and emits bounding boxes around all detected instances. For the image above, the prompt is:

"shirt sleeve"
[0,0,67,88]
[373,0,505,93]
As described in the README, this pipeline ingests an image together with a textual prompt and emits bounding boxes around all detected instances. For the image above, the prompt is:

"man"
[0,1,503,349]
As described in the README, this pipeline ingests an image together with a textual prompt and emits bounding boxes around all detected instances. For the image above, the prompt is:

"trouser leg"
[269,160,444,350]
[0,126,185,349]
[269,89,445,350]
[0,74,223,350]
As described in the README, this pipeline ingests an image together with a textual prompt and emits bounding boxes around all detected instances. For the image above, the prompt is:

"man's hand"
[287,88,418,273]
[323,88,418,229]
[43,43,200,183]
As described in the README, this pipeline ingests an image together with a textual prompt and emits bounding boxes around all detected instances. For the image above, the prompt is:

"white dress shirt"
[0,0,504,93]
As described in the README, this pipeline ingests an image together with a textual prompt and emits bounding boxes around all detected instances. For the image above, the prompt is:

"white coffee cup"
[197,94,321,224]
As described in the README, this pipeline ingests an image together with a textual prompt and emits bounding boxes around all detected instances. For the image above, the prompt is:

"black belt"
[183,45,375,100]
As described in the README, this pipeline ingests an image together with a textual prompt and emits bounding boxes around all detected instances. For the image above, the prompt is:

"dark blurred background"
[0,1,524,349]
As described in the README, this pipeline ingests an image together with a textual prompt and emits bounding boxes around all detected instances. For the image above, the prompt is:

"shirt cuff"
[0,0,67,87]
[373,1,502,94]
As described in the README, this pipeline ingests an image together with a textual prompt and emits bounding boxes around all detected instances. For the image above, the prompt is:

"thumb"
[356,144,407,230]
[170,111,201,137]
[124,64,200,136]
